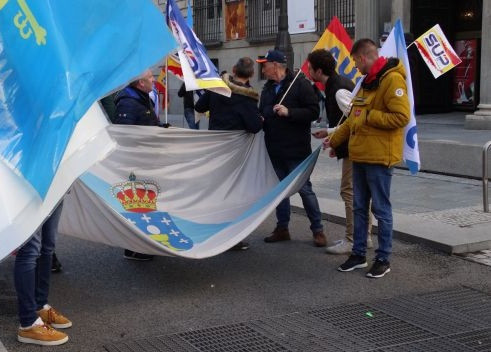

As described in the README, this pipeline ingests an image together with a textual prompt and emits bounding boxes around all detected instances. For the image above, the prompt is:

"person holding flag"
[325,39,410,278]
[308,49,374,255]
[257,50,326,247]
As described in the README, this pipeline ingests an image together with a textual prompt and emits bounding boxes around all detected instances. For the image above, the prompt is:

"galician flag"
[0,0,176,260]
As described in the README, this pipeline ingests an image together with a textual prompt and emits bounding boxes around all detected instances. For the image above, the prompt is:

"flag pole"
[278,68,303,105]
[164,57,168,125]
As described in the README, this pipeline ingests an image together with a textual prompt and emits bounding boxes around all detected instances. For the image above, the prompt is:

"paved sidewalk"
[292,113,491,255]
[1,213,490,351]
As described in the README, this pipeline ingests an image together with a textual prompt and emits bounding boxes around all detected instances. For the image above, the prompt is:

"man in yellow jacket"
[325,38,410,278]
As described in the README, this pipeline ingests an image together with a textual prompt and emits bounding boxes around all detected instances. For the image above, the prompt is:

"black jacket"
[259,71,320,160]
[178,83,195,109]
[114,86,159,126]
[195,74,262,133]
[324,73,354,159]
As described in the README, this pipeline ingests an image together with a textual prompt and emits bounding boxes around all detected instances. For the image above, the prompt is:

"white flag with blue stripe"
[379,19,420,174]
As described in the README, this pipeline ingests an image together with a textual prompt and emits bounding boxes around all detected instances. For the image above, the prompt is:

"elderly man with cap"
[257,49,326,247]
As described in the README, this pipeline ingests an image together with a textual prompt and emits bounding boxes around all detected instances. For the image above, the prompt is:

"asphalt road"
[0,212,490,351]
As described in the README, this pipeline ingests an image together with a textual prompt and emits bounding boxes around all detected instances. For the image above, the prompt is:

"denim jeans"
[14,202,63,327]
[352,163,393,262]
[184,108,199,130]
[271,158,323,233]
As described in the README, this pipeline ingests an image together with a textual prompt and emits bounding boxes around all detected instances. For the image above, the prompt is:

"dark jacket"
[178,83,195,109]
[195,74,262,133]
[114,86,159,126]
[324,73,355,159]
[259,71,320,160]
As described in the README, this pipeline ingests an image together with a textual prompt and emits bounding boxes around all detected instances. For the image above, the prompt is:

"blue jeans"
[184,108,199,130]
[271,158,323,233]
[14,203,63,327]
[352,163,393,262]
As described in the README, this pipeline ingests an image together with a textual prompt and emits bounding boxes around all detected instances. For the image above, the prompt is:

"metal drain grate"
[376,337,475,351]
[104,288,491,352]
[247,312,370,352]
[449,328,491,351]
[308,304,436,347]
[367,295,486,336]
[178,323,289,352]
[414,288,491,325]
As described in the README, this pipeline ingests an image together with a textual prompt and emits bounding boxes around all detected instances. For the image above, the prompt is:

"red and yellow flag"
[301,16,362,90]
[167,53,183,80]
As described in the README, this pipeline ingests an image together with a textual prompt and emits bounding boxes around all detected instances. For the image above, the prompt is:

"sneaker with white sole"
[18,324,68,346]
[366,260,391,278]
[37,306,72,329]
[326,240,352,255]
[338,255,368,272]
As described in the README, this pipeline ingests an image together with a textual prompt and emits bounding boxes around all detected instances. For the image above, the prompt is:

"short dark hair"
[234,57,254,78]
[307,49,336,76]
[351,38,377,56]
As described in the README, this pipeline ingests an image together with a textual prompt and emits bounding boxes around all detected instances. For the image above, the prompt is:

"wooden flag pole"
[277,68,303,105]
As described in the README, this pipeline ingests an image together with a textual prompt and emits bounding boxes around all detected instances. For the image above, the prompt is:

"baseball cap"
[256,50,286,64]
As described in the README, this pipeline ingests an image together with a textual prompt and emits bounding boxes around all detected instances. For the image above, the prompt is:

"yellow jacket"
[329,59,410,167]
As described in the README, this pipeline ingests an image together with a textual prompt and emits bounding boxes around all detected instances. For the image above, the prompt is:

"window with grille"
[316,0,355,36]
[194,0,223,46]
[247,0,280,43]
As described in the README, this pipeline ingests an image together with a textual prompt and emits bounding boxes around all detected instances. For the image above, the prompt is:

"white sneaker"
[367,236,374,249]
[325,240,352,255]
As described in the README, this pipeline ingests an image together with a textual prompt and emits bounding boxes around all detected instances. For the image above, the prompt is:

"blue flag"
[186,0,193,28]
[0,0,176,198]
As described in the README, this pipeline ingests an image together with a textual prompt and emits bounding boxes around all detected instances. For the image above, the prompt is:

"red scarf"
[364,57,388,84]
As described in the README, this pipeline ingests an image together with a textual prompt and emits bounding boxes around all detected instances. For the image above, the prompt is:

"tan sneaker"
[38,307,72,329]
[313,231,327,247]
[264,227,291,243]
[18,324,68,346]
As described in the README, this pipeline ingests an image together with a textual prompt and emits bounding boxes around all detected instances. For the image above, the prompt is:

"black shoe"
[124,250,154,261]
[338,255,368,272]
[228,241,249,251]
[51,253,62,273]
[366,260,391,278]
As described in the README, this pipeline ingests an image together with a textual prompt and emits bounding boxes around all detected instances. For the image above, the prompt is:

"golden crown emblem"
[111,173,160,213]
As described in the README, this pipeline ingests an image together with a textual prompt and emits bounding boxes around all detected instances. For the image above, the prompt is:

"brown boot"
[313,231,327,247]
[264,227,290,243]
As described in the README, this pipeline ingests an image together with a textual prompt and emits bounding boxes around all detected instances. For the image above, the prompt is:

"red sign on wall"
[453,39,478,108]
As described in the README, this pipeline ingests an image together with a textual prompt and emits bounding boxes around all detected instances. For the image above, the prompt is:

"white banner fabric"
[59,127,319,259]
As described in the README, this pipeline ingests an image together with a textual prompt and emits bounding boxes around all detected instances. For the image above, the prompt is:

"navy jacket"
[195,74,262,133]
[114,86,159,126]
[259,71,319,160]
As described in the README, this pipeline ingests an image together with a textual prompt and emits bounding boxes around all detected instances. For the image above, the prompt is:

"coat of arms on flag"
[111,173,193,251]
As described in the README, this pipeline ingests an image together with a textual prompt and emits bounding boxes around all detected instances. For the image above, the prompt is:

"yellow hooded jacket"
[329,59,410,167]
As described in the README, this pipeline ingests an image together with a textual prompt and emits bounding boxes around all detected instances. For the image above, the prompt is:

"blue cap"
[256,50,286,64]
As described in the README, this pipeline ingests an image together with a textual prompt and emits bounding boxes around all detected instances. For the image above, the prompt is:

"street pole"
[275,0,294,71]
